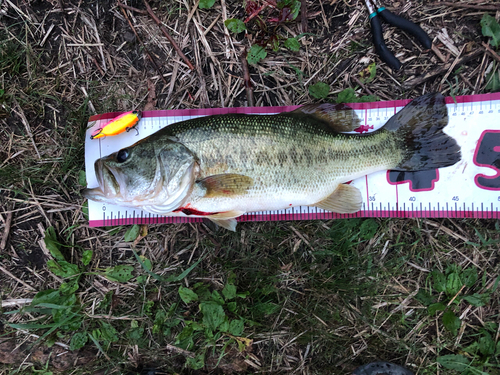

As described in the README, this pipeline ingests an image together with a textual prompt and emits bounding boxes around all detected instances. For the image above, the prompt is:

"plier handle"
[365,0,432,71]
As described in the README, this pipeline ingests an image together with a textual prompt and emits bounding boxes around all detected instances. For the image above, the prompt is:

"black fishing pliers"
[364,0,432,71]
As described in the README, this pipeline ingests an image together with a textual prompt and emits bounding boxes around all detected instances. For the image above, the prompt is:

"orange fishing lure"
[90,110,142,140]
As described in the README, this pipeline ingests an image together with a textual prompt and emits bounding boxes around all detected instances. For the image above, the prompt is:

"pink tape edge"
[89,209,499,227]
[88,92,500,122]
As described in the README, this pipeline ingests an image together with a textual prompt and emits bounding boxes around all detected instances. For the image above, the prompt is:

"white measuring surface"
[85,93,500,227]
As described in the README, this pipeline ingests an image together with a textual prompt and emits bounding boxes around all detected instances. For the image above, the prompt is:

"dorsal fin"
[288,103,361,133]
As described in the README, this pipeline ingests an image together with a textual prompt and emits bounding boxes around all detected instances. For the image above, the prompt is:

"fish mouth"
[81,159,121,202]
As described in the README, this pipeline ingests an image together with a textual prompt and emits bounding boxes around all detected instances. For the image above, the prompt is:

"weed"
[224,0,303,64]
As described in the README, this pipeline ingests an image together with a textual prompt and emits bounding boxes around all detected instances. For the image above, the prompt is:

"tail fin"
[384,93,461,171]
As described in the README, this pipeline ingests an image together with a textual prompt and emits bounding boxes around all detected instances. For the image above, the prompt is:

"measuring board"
[85,93,500,227]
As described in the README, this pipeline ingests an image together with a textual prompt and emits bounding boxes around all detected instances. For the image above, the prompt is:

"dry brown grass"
[1,1,500,374]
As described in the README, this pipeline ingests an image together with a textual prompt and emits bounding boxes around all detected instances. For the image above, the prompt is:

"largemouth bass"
[83,93,461,230]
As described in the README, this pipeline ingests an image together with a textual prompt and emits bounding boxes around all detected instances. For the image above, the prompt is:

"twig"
[12,99,41,159]
[439,45,466,89]
[142,0,195,71]
[143,78,157,111]
[429,2,500,11]
[300,0,308,33]
[482,42,500,64]
[352,77,373,95]
[244,4,268,23]
[403,49,483,89]
[240,49,254,107]
[1,298,33,308]
[165,344,195,358]
[117,3,168,85]
[432,44,475,91]
[0,208,13,251]
[0,265,36,291]
[474,52,489,93]
[117,3,148,14]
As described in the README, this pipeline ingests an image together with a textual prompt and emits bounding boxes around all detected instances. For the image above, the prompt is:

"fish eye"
[116,148,129,163]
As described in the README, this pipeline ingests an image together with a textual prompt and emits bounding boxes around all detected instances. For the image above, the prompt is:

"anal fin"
[313,184,362,213]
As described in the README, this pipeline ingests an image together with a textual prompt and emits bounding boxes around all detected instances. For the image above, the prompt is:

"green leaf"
[31,289,62,307]
[253,302,280,315]
[175,325,194,350]
[44,227,64,261]
[485,67,500,93]
[47,260,81,278]
[179,286,199,304]
[463,293,490,307]
[69,332,88,351]
[415,290,434,306]
[163,253,207,283]
[462,267,478,288]
[224,18,246,33]
[200,301,226,332]
[138,255,152,271]
[284,38,300,52]
[104,265,134,282]
[269,36,280,52]
[442,310,461,336]
[186,352,205,370]
[277,0,301,20]
[82,250,92,266]
[359,95,378,102]
[481,14,500,48]
[100,321,118,343]
[222,284,237,300]
[479,332,496,356]
[446,272,462,296]
[336,88,357,104]
[228,319,244,336]
[211,290,225,305]
[199,0,216,9]
[359,219,378,240]
[124,225,140,242]
[463,341,479,355]
[78,170,87,187]
[431,270,447,293]
[437,354,470,371]
[219,318,230,333]
[359,62,377,83]
[59,280,79,295]
[128,320,144,342]
[309,82,330,99]
[247,44,267,65]
[428,302,447,315]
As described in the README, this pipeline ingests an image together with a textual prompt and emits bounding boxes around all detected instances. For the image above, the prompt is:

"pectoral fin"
[313,184,362,213]
[199,174,253,198]
[209,218,238,231]
[208,210,245,232]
